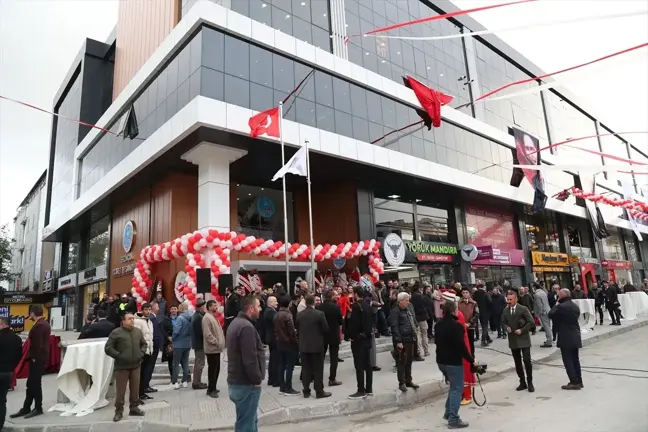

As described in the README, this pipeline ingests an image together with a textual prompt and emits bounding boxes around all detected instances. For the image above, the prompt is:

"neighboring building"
[10,171,55,292]
[41,0,646,330]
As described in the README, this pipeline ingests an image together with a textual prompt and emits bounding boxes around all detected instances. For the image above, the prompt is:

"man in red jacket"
[10,305,51,419]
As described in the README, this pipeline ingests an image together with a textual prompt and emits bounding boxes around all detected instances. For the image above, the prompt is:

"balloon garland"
[131,229,385,311]
[569,187,648,222]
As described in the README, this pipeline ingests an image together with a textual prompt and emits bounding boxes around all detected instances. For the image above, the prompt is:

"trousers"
[417,321,429,355]
[395,342,414,385]
[139,354,154,395]
[229,385,262,432]
[438,364,464,426]
[561,348,582,384]
[0,372,11,430]
[511,347,533,383]
[206,353,221,392]
[114,367,141,412]
[172,348,191,384]
[351,340,373,393]
[267,345,278,385]
[22,360,45,411]
[300,352,324,393]
[193,349,206,385]
[480,315,491,343]
[608,305,621,324]
[277,346,298,392]
[323,342,340,381]
[539,314,552,344]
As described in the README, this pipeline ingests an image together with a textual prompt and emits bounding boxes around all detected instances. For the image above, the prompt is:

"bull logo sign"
[383,233,405,267]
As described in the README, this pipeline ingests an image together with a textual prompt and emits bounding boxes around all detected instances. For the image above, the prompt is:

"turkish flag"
[249,107,280,138]
[403,76,453,128]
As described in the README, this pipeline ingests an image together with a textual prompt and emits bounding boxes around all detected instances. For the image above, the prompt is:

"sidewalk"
[5,317,648,432]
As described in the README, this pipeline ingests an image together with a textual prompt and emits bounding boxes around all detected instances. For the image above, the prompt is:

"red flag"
[249,107,280,138]
[403,76,453,128]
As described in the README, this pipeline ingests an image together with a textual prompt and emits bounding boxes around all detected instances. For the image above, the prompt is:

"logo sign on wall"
[333,258,346,269]
[123,220,136,253]
[460,244,479,262]
[256,196,276,218]
[174,271,188,303]
[0,306,8,318]
[383,234,406,267]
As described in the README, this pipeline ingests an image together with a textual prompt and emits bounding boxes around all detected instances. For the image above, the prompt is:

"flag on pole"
[402,76,453,128]
[249,107,280,138]
[510,127,547,213]
[272,146,308,181]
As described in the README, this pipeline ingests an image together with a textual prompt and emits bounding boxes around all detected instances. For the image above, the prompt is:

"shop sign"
[256,196,276,218]
[568,256,580,264]
[460,244,479,262]
[44,269,53,280]
[112,263,137,277]
[42,279,53,293]
[120,252,134,263]
[472,248,525,266]
[122,220,136,253]
[533,266,570,273]
[2,295,34,304]
[600,259,632,270]
[0,306,8,317]
[9,316,25,333]
[417,253,454,263]
[333,258,346,269]
[579,257,599,265]
[383,234,406,267]
[532,252,569,267]
[404,241,458,255]
[477,245,493,259]
[78,264,107,285]
[57,274,77,291]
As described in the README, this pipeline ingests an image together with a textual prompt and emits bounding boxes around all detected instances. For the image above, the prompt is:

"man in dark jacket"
[191,299,208,390]
[104,313,147,422]
[144,301,164,395]
[502,290,536,393]
[422,285,436,339]
[275,295,299,395]
[472,281,493,346]
[262,296,278,387]
[10,305,50,420]
[390,292,419,392]
[410,284,430,357]
[1,317,23,430]
[346,286,374,399]
[316,289,343,386]
[605,282,622,325]
[296,295,331,399]
[571,284,587,300]
[226,295,266,432]
[549,289,583,390]
[435,300,475,429]
[490,287,507,338]
[79,310,115,339]
[224,287,243,332]
[588,283,605,325]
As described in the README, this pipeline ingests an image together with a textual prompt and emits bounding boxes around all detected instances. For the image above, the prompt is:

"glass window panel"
[350,85,367,119]
[272,53,295,93]
[291,0,310,21]
[294,97,316,127]
[250,45,273,86]
[381,96,396,129]
[200,67,224,101]
[312,25,331,52]
[366,92,382,123]
[236,183,295,241]
[249,0,272,24]
[224,74,250,108]
[231,0,250,15]
[272,6,293,34]
[316,103,335,132]
[310,0,329,29]
[314,71,333,107]
[224,36,250,79]
[250,82,274,112]
[335,110,353,139]
[332,78,351,114]
[375,208,414,228]
[352,116,370,142]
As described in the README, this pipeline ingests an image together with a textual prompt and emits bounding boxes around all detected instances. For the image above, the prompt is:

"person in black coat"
[410,283,430,357]
[472,282,493,346]
[422,285,435,339]
[346,286,375,399]
[604,282,622,325]
[316,289,343,386]
[390,292,419,392]
[78,310,115,339]
[224,287,243,332]
[490,288,507,338]
[548,289,583,390]
[1,317,23,430]
[588,283,605,325]
[262,296,279,387]
[295,295,331,399]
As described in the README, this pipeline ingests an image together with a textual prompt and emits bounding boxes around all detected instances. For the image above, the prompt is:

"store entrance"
[537,271,573,290]
[82,281,106,318]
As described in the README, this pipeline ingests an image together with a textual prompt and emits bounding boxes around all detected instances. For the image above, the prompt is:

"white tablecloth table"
[49,339,113,417]
[618,292,648,321]
[572,298,596,332]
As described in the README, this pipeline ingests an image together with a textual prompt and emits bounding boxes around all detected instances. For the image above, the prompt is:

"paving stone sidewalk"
[5,317,647,432]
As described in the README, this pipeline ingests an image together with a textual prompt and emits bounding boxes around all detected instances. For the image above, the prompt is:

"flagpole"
[278,101,290,293]
[305,139,315,292]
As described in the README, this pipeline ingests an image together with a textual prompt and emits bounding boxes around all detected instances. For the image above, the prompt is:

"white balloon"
[211,277,217,284]
[199,238,208,247]
[187,253,194,261]
[253,247,261,255]
[139,281,146,288]
[189,259,197,267]
[192,287,197,294]
[219,265,228,273]
[223,249,231,256]
[215,259,222,266]
[234,244,242,251]
[136,297,143,303]
[213,238,221,246]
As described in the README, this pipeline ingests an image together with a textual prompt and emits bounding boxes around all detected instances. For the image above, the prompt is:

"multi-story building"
[40,0,647,330]
[10,171,56,293]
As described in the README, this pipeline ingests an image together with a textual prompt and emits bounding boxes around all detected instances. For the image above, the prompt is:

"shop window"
[236,184,295,242]
[375,208,415,240]
[602,228,625,260]
[416,205,449,243]
[65,243,78,276]
[567,224,594,258]
[465,206,518,250]
[87,216,109,269]
[525,210,560,253]
[625,235,641,262]
[472,265,523,289]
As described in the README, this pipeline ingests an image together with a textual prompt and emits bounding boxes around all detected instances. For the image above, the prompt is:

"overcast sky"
[0,0,646,229]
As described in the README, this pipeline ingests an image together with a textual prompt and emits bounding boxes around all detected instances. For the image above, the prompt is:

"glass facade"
[602,228,625,261]
[374,195,450,243]
[345,0,472,115]
[525,210,561,253]
[465,205,518,250]
[567,220,595,259]
[544,92,599,162]
[50,73,82,222]
[474,40,548,149]
[599,125,633,190]
[86,216,109,269]
[235,184,295,241]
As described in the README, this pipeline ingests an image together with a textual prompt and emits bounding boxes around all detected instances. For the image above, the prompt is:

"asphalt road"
[264,326,648,432]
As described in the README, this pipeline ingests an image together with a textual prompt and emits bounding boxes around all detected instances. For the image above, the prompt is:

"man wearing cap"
[192,299,208,390]
[155,287,168,318]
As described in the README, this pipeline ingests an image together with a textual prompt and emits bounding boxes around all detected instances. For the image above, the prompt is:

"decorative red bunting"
[569,187,648,221]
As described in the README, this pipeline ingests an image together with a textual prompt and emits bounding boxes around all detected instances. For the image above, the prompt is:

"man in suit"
[549,289,583,390]
[533,284,552,348]
[296,295,331,399]
[10,305,51,420]
[262,296,279,387]
[78,309,115,339]
[604,282,622,325]
[501,290,536,392]
[346,286,375,399]
[316,289,343,387]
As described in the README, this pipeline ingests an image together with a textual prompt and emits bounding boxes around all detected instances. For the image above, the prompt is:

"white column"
[181,142,247,232]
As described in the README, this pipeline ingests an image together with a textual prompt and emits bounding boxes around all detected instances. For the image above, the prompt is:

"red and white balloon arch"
[131,228,385,311]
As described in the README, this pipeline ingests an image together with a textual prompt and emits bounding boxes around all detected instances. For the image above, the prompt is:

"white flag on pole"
[272,146,308,181]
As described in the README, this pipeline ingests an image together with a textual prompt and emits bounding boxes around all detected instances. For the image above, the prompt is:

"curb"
[7,319,646,432]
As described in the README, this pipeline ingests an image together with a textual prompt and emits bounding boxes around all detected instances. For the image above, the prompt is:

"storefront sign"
[78,264,107,285]
[2,295,34,304]
[42,279,53,293]
[460,244,479,262]
[120,252,133,263]
[9,316,25,333]
[579,257,599,265]
[533,266,570,273]
[45,269,53,280]
[600,259,632,270]
[0,306,9,317]
[333,258,346,269]
[471,248,525,266]
[532,252,569,267]
[477,245,493,259]
[404,241,458,255]
[568,256,580,264]
[57,274,77,291]
[384,234,406,267]
[417,253,454,263]
[112,263,137,277]
[123,220,136,253]
[256,196,276,218]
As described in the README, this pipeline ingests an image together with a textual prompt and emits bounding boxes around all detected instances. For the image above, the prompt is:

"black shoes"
[129,407,145,416]
[303,390,311,398]
[540,342,552,348]
[406,382,420,390]
[372,366,382,371]
[561,383,581,390]
[140,393,153,400]
[448,420,470,429]
[329,379,342,386]
[316,391,332,399]
[414,357,425,362]
[113,411,123,422]
[23,408,44,419]
[528,382,535,393]
[399,384,408,392]
[9,408,30,418]
[348,391,366,399]
[144,387,158,393]
[516,382,528,391]
[281,388,300,396]
[193,383,208,390]
[338,358,345,362]
[207,390,219,398]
